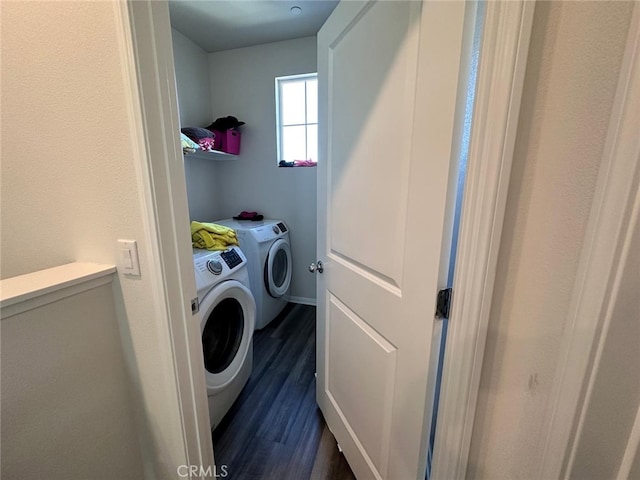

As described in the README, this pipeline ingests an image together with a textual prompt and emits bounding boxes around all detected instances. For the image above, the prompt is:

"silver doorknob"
[309,261,324,273]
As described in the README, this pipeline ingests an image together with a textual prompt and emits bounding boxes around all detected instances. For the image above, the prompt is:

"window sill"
[278,161,317,168]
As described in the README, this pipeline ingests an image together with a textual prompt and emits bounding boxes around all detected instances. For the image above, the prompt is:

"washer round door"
[199,280,256,392]
[264,238,292,298]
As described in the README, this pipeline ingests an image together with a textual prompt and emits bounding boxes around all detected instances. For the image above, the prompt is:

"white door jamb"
[431,2,535,479]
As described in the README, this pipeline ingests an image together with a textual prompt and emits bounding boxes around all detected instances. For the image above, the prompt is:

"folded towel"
[191,221,239,251]
[198,137,216,151]
[181,127,216,141]
[181,133,200,151]
[294,160,317,167]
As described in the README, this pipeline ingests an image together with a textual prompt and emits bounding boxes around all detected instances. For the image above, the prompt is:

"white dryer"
[215,219,292,330]
[193,247,256,429]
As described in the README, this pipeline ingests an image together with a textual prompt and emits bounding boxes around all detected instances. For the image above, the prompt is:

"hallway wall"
[569,191,640,479]
[467,2,634,478]
[2,282,142,480]
[1,3,195,478]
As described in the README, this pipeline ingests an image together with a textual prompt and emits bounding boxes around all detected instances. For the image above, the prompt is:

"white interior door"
[316,1,468,479]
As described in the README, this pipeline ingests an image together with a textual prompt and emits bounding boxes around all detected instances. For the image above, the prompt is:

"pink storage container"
[211,130,224,150]
[212,128,240,154]
[223,129,241,155]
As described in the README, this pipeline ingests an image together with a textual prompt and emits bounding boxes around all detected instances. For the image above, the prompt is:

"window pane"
[282,125,306,161]
[281,80,306,125]
[306,124,317,162]
[306,79,318,124]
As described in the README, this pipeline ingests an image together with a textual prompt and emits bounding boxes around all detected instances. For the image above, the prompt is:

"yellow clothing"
[190,221,239,251]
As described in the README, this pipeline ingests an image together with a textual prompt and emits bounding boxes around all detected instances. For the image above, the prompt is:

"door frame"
[114,1,215,475]
[116,1,534,478]
[431,2,535,478]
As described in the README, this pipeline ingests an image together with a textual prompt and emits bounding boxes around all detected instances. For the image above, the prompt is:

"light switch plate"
[117,239,141,276]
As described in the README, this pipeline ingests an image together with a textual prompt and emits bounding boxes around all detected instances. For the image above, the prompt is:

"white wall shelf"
[184,149,237,161]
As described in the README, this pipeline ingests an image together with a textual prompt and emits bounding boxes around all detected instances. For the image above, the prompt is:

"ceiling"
[168,0,339,53]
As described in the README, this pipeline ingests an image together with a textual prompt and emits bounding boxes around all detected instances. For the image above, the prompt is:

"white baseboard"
[288,296,316,306]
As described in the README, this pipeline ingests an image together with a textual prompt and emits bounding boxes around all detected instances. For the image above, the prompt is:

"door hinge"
[191,297,199,315]
[436,288,452,319]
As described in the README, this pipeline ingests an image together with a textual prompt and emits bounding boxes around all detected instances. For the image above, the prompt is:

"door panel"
[327,295,397,474]
[329,1,416,287]
[317,1,468,479]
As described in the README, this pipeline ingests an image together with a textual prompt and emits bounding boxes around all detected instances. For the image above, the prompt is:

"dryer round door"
[264,238,292,298]
[199,280,256,392]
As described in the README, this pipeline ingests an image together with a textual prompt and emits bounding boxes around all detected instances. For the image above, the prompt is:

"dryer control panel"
[248,221,289,243]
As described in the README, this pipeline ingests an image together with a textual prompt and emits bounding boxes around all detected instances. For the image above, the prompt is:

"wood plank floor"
[212,303,356,480]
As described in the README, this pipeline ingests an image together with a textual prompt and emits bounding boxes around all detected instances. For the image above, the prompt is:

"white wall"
[172,27,212,127]
[1,283,143,480]
[208,37,318,302]
[171,27,220,222]
[1,3,191,478]
[467,2,634,478]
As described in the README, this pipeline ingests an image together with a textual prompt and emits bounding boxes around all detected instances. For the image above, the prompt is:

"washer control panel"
[193,247,247,280]
[206,259,223,275]
[220,248,242,269]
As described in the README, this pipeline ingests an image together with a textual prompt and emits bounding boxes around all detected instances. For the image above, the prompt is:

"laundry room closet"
[171,18,317,308]
[167,2,353,478]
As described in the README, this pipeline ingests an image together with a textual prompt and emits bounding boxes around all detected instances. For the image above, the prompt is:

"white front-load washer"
[193,246,256,430]
[214,219,292,330]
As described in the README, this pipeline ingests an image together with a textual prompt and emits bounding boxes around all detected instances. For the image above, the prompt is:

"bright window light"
[276,73,318,165]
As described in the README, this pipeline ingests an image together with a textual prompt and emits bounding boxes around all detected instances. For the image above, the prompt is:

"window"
[275,73,318,165]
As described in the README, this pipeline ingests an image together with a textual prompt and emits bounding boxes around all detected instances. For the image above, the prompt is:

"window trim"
[275,72,318,166]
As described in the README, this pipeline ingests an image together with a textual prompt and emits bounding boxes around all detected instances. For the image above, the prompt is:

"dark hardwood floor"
[212,303,356,480]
